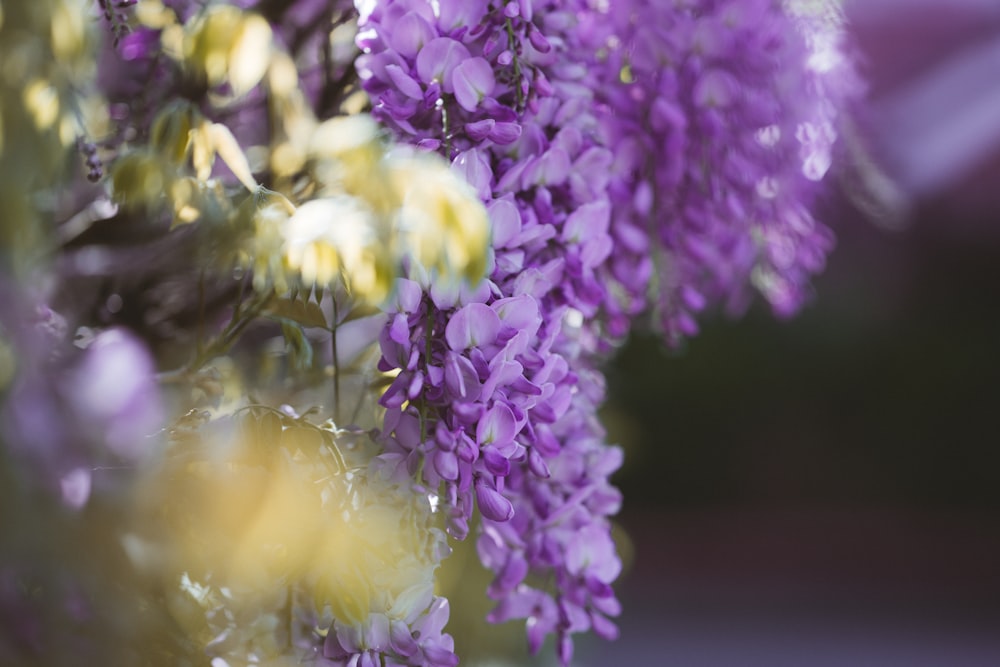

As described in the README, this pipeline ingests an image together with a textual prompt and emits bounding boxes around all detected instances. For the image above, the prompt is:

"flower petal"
[415,37,471,92]
[445,303,500,350]
[452,57,495,111]
[476,402,516,448]
[475,480,514,521]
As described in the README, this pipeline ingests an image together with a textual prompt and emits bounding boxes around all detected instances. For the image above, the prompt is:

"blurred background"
[586,2,1000,665]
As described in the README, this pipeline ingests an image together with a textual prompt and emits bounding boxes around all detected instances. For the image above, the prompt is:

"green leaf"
[280,321,314,372]
[339,301,380,325]
[265,297,328,329]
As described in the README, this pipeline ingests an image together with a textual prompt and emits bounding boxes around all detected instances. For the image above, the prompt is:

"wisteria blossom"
[356,0,856,659]
[0,0,858,665]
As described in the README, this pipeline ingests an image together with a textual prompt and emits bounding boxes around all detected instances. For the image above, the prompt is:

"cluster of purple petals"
[358,0,855,660]
[0,286,163,510]
[356,0,649,344]
[316,599,458,667]
[598,0,851,341]
[358,0,635,659]
[478,363,624,664]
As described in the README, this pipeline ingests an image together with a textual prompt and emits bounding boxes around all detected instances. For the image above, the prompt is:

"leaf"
[208,122,257,191]
[340,301,380,325]
[265,297,328,329]
[280,321,314,372]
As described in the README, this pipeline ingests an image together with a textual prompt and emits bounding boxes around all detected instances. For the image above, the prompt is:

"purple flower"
[452,57,495,112]
[321,599,458,667]
[358,0,856,662]
[1,290,163,508]
[597,0,857,342]
[71,328,163,462]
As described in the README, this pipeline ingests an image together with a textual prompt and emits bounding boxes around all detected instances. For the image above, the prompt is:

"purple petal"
[413,597,451,638]
[481,358,523,398]
[422,642,459,667]
[74,328,162,460]
[385,64,425,100]
[336,622,363,653]
[562,200,610,243]
[119,28,158,61]
[465,118,495,141]
[59,468,91,510]
[415,38,471,92]
[495,553,528,591]
[452,57,495,111]
[476,402,516,447]
[487,197,521,248]
[433,448,459,481]
[389,313,410,344]
[368,614,391,651]
[590,613,619,641]
[491,294,540,333]
[524,147,570,187]
[557,634,574,665]
[390,620,418,657]
[448,513,469,540]
[694,68,740,108]
[445,303,501,350]
[527,447,550,478]
[444,351,482,401]
[527,24,551,53]
[388,12,437,59]
[451,148,493,200]
[475,480,514,521]
[483,447,510,477]
[324,628,350,658]
[592,593,622,617]
[488,121,522,145]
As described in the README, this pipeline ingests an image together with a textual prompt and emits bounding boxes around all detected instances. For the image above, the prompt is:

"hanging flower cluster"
[0,0,858,665]
[356,0,856,660]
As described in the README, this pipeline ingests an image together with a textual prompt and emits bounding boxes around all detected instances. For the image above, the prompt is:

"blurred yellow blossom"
[388,150,491,285]
[134,413,444,662]
[283,196,394,303]
[0,0,98,273]
[102,6,490,306]
[180,5,273,97]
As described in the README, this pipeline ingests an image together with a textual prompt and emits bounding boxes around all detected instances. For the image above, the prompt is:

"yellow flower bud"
[149,103,197,165]
[182,6,272,97]
[283,196,394,303]
[388,152,491,285]
[110,151,170,212]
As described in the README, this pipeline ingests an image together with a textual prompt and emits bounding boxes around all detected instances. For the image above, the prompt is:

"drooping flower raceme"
[357,0,856,662]
[598,0,858,341]
[357,0,631,659]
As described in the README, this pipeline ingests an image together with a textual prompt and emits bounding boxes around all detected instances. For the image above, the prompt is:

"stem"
[196,267,206,358]
[418,304,432,451]
[441,102,452,159]
[157,291,271,383]
[505,18,525,108]
[331,295,341,425]
[284,585,293,650]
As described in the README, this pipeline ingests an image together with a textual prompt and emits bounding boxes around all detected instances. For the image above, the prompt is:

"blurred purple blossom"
[1,287,163,509]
